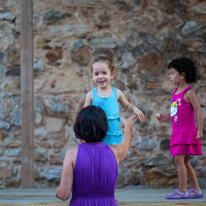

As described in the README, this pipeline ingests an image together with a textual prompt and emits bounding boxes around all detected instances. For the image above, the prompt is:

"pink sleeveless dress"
[170,86,202,156]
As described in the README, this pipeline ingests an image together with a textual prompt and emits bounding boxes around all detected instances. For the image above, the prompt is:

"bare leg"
[185,155,201,193]
[175,154,187,193]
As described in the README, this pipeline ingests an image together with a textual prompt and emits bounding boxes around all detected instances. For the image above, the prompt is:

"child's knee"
[174,155,185,165]
[184,157,192,168]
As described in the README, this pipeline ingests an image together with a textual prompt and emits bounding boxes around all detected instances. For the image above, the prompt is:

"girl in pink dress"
[156,57,204,199]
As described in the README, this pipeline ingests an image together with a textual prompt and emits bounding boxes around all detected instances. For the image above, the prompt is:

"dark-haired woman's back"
[69,142,118,206]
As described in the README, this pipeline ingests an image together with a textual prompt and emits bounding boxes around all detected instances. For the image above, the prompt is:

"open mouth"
[98,80,105,84]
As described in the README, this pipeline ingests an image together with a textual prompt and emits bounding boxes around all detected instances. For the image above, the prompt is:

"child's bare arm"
[84,91,93,107]
[187,89,203,139]
[117,89,144,122]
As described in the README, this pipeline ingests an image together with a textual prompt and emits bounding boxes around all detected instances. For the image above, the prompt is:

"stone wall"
[0,0,206,189]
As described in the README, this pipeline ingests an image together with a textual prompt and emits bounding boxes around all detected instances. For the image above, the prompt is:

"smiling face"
[91,62,115,88]
[169,68,184,86]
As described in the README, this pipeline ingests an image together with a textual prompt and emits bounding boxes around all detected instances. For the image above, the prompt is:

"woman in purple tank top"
[156,57,204,199]
[56,105,135,205]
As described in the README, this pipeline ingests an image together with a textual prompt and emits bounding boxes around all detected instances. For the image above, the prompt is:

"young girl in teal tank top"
[84,56,145,145]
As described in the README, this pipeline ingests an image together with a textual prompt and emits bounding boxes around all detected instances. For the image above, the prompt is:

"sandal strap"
[166,189,188,199]
[190,189,202,195]
[176,189,188,196]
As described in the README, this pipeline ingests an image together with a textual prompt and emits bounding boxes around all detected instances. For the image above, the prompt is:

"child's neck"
[96,85,113,98]
[176,81,189,93]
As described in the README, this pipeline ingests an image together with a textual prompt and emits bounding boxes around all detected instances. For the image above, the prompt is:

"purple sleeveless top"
[69,142,118,206]
[170,86,201,146]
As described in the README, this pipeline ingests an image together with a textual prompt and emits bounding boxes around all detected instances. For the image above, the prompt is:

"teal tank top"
[91,87,123,145]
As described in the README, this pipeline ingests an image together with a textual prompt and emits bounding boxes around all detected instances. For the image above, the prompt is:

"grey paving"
[116,187,206,203]
[0,188,205,204]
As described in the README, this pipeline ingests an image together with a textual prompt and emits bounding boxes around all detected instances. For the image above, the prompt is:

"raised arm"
[110,115,135,163]
[56,147,78,201]
[84,91,93,107]
[117,89,144,122]
[187,89,203,139]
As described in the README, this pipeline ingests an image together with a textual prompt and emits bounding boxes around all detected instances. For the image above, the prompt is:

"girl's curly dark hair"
[73,105,108,143]
[167,57,199,83]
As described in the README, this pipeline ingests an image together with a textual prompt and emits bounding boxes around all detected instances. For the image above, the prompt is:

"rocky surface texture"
[0,0,206,189]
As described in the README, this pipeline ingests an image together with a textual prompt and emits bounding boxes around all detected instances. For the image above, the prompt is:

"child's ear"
[111,71,115,79]
[91,74,94,79]
[181,72,185,79]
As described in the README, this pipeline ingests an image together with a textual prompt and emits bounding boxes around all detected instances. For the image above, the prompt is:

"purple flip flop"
[188,189,203,198]
[165,189,188,199]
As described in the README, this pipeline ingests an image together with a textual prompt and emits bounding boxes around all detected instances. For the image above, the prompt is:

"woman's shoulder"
[65,146,78,161]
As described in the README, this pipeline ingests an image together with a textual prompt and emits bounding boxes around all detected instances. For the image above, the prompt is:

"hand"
[196,130,203,139]
[56,187,60,199]
[156,113,168,123]
[122,115,136,131]
[133,107,144,122]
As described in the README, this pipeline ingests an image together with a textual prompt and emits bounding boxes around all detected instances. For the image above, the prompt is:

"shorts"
[170,144,202,156]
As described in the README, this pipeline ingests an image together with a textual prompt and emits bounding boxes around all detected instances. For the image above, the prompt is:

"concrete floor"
[0,187,206,205]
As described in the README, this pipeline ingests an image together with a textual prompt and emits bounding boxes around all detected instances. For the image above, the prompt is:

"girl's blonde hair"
[90,56,115,74]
